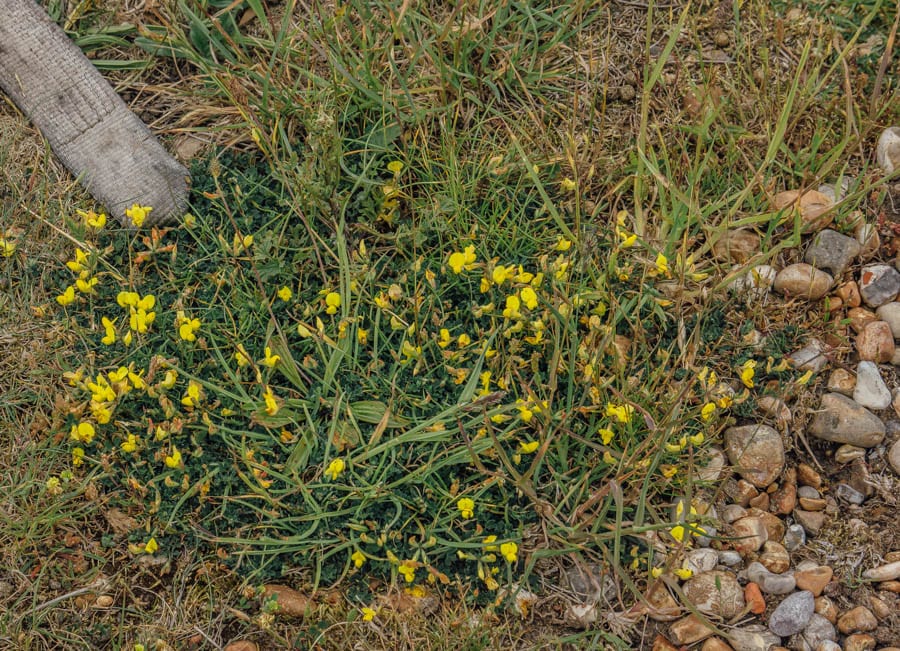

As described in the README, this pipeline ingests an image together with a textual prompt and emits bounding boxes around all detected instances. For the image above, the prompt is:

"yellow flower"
[361,607,377,621]
[401,340,421,361]
[0,237,16,257]
[144,537,159,554]
[397,562,416,583]
[277,286,293,301]
[492,265,514,285]
[700,402,716,421]
[164,446,182,468]
[178,317,201,342]
[650,567,663,579]
[387,160,404,174]
[457,497,475,519]
[437,328,451,348]
[125,204,153,227]
[263,385,279,416]
[796,369,813,385]
[72,447,84,466]
[617,229,638,248]
[519,440,540,454]
[560,178,577,192]
[116,291,139,308]
[688,432,705,446]
[160,369,177,390]
[56,285,76,306]
[447,245,477,274]
[181,380,202,408]
[69,422,96,445]
[500,541,518,563]
[79,209,107,230]
[121,433,139,453]
[75,276,99,294]
[457,333,471,347]
[673,568,693,580]
[716,394,733,409]
[660,464,678,478]
[261,346,280,368]
[324,291,341,314]
[129,308,155,334]
[740,360,756,388]
[598,428,614,445]
[670,525,686,543]
[502,294,522,319]
[357,327,368,345]
[520,286,538,310]
[101,316,116,345]
[325,457,345,480]
[554,236,573,250]
[654,252,670,276]
[605,402,634,423]
[233,345,251,368]
[351,550,366,568]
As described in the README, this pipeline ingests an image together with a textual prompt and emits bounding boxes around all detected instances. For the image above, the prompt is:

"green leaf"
[348,400,408,428]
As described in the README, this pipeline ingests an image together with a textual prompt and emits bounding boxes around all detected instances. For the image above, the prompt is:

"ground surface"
[1,1,899,649]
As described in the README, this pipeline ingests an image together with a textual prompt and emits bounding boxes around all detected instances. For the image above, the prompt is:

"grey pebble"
[768,590,814,636]
[784,524,806,551]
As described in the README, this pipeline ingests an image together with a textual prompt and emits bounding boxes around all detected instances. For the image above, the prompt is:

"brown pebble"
[701,637,734,651]
[857,320,896,362]
[759,541,791,574]
[815,595,839,624]
[744,582,766,615]
[95,595,114,608]
[798,496,827,511]
[880,580,900,592]
[836,281,862,307]
[868,594,891,619]
[651,634,679,651]
[769,481,797,515]
[224,642,260,651]
[885,551,900,562]
[668,614,714,645]
[848,307,878,333]
[843,633,876,651]
[262,584,311,617]
[714,31,730,47]
[794,566,833,596]
[748,493,770,510]
[837,605,878,634]
[796,463,822,489]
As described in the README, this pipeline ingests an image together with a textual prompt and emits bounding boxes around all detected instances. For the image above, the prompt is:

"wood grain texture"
[0,0,189,226]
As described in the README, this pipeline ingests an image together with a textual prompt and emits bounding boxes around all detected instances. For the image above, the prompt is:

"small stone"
[794,566,833,597]
[262,585,311,617]
[844,634,876,651]
[881,580,900,592]
[876,126,900,173]
[886,551,900,562]
[796,463,822,489]
[833,483,866,505]
[94,595,114,608]
[857,321,896,362]
[797,485,820,499]
[868,594,891,619]
[791,613,837,649]
[853,361,892,410]
[783,523,806,551]
[753,510,786,542]
[748,493,769,510]
[876,302,900,338]
[714,229,761,263]
[770,482,797,515]
[856,223,881,262]
[826,368,856,395]
[683,571,745,618]
[815,596,839,624]
[863,560,900,582]
[835,444,867,464]
[848,458,875,498]
[724,424,785,488]
[788,341,830,376]
[759,541,791,574]
[645,582,682,622]
[669,614,715,645]
[684,549,719,575]
[808,393,886,448]
[701,638,734,651]
[798,497,827,511]
[859,264,900,307]
[722,504,748,523]
[745,582,766,614]
[719,550,743,566]
[726,624,782,651]
[565,563,615,602]
[651,635,679,651]
[772,189,835,232]
[757,396,793,430]
[774,263,833,300]
[698,447,727,482]
[837,606,877,634]
[814,642,841,651]
[768,590,814,636]
[836,281,862,307]
[889,440,900,475]
[714,30,730,47]
[747,562,796,594]
[848,307,879,333]
[224,643,259,651]
[793,509,826,535]
[732,265,777,300]
[805,229,861,278]
[731,516,769,554]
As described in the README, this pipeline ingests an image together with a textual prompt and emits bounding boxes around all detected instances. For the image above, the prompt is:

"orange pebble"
[744,582,766,615]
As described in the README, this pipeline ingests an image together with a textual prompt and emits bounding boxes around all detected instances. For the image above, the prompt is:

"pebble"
[733,265,777,300]
[796,463,822,489]
[853,361,892,410]
[773,263,833,300]
[645,582,681,622]
[565,563,615,602]
[868,594,891,619]
[835,444,867,464]
[856,320,896,363]
[698,447,727,482]
[713,229,761,263]
[808,392,886,448]
[719,550,743,566]
[756,396,793,430]
[889,439,900,475]
[787,339,829,373]
[862,560,900,582]
[790,613,837,649]
[836,280,862,307]
[797,485,820,499]
[772,188,835,232]
[224,643,259,651]
[817,177,851,203]
[859,264,900,307]
[848,307,879,333]
[759,541,791,574]
[669,614,714,645]
[768,590,814,636]
[793,509,826,536]
[747,562,796,594]
[721,504,748,524]
[844,634,876,651]
[804,229,860,278]
[731,516,769,554]
[700,638,734,651]
[726,624,782,651]
[770,481,797,515]
[724,424,785,488]
[833,483,866,505]
[815,596,839,624]
[683,548,719,575]
[876,126,900,173]
[745,582,766,614]
[683,571,745,618]
[794,566,833,596]
[754,510,786,542]
[837,606,878,634]
[797,496,825,510]
[783,524,806,551]
[876,301,900,338]
[815,642,841,651]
